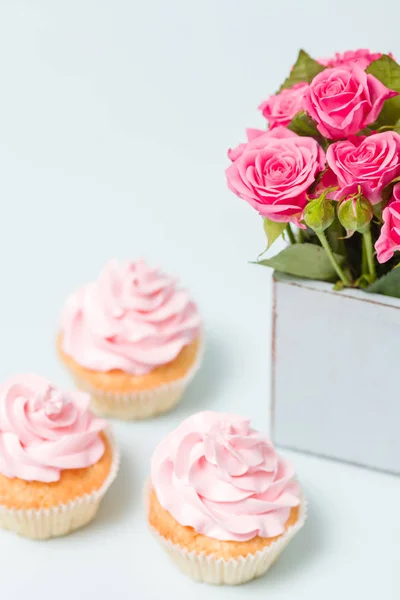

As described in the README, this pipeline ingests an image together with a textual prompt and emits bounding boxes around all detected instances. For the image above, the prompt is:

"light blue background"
[0,1,397,598]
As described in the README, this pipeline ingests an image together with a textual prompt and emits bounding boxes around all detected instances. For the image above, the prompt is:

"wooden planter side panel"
[271,275,400,474]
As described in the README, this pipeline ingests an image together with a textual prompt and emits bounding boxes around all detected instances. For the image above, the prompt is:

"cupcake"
[147,411,306,585]
[0,374,119,539]
[58,259,202,420]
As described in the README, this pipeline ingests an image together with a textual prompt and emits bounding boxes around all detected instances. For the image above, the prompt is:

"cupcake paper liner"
[72,339,204,420]
[145,481,307,585]
[0,430,120,540]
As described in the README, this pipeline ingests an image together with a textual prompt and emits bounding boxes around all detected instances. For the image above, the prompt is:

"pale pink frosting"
[60,260,201,375]
[151,411,301,542]
[0,374,106,483]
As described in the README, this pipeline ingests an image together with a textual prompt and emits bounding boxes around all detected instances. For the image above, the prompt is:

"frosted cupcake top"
[151,411,301,542]
[60,260,201,375]
[0,374,106,483]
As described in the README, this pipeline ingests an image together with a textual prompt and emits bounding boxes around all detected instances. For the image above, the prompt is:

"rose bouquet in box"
[226,49,400,296]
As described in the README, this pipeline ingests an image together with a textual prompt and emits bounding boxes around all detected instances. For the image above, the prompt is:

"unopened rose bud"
[304,194,335,233]
[338,195,373,234]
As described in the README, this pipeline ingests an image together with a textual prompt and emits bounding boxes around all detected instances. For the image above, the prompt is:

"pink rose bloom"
[228,128,264,162]
[326,132,400,204]
[314,168,338,199]
[303,65,397,139]
[375,183,400,263]
[226,130,325,224]
[318,49,386,70]
[258,82,308,129]
[227,126,296,162]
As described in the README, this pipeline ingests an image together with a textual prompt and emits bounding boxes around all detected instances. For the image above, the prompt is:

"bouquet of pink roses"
[226,49,400,297]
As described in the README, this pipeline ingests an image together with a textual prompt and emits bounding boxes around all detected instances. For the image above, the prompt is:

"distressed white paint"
[271,272,400,474]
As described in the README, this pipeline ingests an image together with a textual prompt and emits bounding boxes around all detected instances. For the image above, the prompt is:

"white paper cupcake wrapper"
[71,338,204,420]
[145,482,307,585]
[0,430,120,540]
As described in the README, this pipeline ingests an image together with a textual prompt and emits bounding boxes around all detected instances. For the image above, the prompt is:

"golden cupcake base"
[0,432,119,540]
[146,483,306,585]
[58,336,203,420]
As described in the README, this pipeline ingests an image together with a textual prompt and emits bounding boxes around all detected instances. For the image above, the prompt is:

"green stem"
[363,227,377,282]
[286,224,296,245]
[377,125,394,132]
[317,231,351,286]
[361,234,368,276]
[326,218,345,256]
[298,228,305,243]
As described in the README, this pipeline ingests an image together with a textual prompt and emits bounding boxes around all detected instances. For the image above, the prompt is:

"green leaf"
[255,243,345,281]
[333,280,346,291]
[263,219,286,250]
[279,50,325,92]
[287,111,320,137]
[366,55,400,126]
[356,274,375,289]
[365,266,400,297]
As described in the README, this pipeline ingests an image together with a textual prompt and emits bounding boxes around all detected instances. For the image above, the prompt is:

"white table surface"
[0,1,398,598]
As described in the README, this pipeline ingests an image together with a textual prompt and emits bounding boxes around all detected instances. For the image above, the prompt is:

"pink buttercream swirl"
[151,412,301,542]
[60,260,201,375]
[0,374,106,483]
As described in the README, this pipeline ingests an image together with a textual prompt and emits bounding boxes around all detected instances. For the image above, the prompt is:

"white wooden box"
[271,272,400,474]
